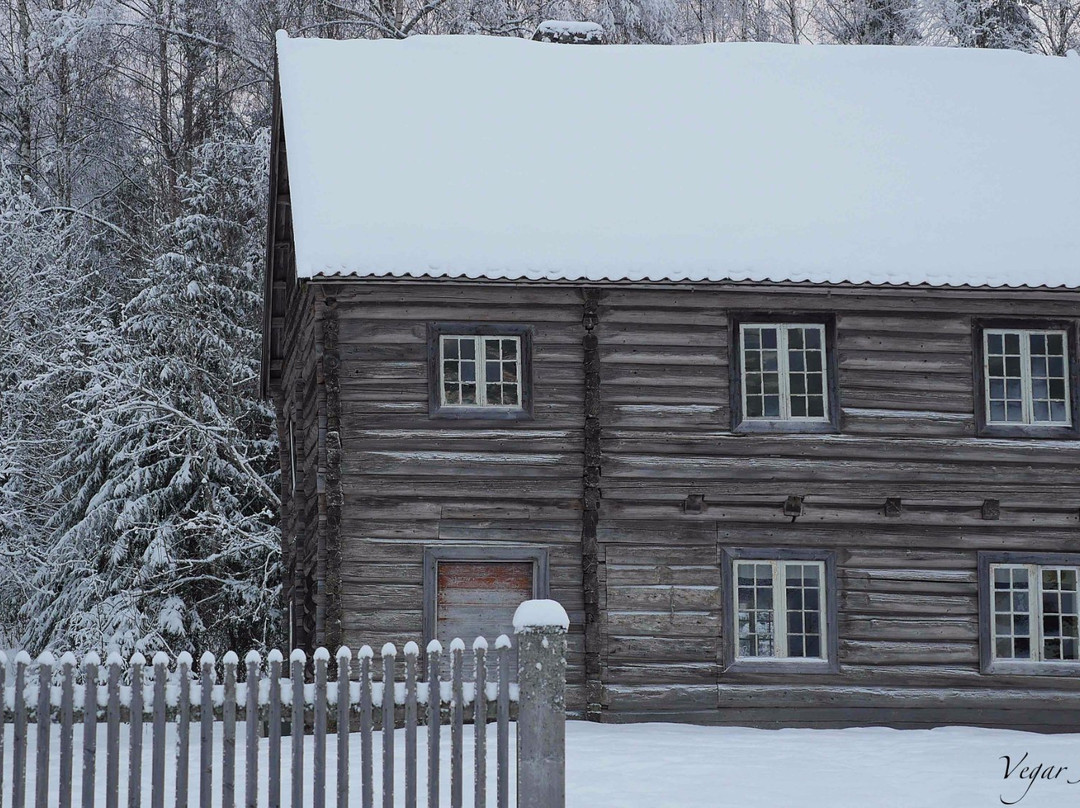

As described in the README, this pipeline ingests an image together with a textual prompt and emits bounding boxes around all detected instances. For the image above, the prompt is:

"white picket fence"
[0,629,553,808]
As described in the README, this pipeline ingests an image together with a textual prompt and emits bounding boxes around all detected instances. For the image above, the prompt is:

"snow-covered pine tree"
[22,129,281,656]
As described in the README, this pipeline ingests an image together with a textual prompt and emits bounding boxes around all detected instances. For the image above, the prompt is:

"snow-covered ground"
[3,720,1078,806]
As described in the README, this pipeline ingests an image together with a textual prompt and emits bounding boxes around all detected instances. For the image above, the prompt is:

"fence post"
[513,600,568,808]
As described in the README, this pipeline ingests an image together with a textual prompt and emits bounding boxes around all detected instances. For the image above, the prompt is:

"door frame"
[422,544,550,663]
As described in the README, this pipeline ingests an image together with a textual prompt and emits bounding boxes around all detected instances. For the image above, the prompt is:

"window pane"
[985,331,1025,424]
[1029,331,1069,425]
[1041,567,1080,661]
[782,562,825,659]
[742,327,783,422]
[786,326,827,421]
[990,565,1032,660]
[736,562,775,657]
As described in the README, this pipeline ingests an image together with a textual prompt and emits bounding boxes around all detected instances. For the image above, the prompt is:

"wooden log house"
[261,32,1080,729]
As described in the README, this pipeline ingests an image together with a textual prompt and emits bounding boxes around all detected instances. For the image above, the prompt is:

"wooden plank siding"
[326,283,587,707]
[594,284,1080,728]
[270,276,1080,728]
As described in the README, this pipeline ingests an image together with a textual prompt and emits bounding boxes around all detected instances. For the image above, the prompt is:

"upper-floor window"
[980,552,1080,675]
[976,322,1077,438]
[440,335,522,407]
[721,548,838,673]
[428,323,533,420]
[731,318,837,433]
[984,329,1070,426]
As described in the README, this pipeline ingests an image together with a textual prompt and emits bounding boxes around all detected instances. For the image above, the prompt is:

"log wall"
[273,277,1080,729]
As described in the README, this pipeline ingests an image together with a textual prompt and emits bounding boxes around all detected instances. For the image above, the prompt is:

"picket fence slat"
[82,655,98,808]
[474,641,487,808]
[200,654,214,808]
[313,649,328,808]
[246,652,260,808]
[107,657,120,808]
[130,655,144,808]
[290,652,304,808]
[0,652,6,808]
[34,655,51,808]
[268,652,283,808]
[451,642,464,808]
[336,648,351,808]
[177,654,192,808]
[152,654,167,808]
[426,643,440,808]
[496,638,510,808]
[381,646,395,808]
[13,654,27,808]
[404,645,418,808]
[60,655,75,808]
[224,653,238,808]
[0,607,567,808]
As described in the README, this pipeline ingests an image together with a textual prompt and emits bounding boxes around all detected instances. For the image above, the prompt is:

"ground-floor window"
[980,552,1080,674]
[423,546,549,679]
[721,548,838,673]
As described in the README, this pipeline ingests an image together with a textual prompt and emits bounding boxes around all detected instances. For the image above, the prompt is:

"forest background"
[0,0,1075,657]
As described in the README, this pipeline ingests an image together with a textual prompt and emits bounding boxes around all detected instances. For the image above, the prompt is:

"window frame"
[978,551,1080,676]
[973,319,1079,439]
[720,547,839,674]
[421,545,550,674]
[729,313,840,434]
[427,323,534,420]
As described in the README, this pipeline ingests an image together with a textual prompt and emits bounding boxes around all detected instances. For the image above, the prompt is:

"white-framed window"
[984,329,1070,426]
[439,335,522,408]
[740,324,829,421]
[991,563,1080,664]
[734,559,827,660]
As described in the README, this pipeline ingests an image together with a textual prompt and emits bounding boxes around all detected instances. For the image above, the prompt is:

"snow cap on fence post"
[381,643,397,658]
[403,642,419,657]
[336,646,353,661]
[514,599,568,808]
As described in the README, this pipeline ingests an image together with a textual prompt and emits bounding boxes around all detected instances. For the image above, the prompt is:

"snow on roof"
[275,33,1080,288]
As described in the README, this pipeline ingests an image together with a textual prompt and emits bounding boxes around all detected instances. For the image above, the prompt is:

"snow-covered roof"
[275,33,1080,288]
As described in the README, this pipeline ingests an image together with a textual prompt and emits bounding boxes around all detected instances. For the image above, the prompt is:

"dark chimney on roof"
[532,20,605,44]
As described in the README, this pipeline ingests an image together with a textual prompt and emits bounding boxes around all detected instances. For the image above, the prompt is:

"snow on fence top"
[275,33,1080,289]
[513,599,571,632]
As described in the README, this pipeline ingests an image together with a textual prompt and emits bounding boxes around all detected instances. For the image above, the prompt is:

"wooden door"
[436,561,534,679]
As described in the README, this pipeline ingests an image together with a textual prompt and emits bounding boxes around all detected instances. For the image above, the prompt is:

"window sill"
[982,660,1080,677]
[733,419,837,435]
[429,405,532,421]
[724,657,838,675]
[977,423,1078,440]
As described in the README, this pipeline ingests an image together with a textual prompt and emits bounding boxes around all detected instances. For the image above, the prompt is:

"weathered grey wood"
[359,649,373,808]
[290,653,305,808]
[246,652,261,808]
[106,656,120,808]
[450,641,464,808]
[151,654,167,808]
[313,649,328,808]
[129,653,144,808]
[496,640,509,808]
[59,655,75,808]
[199,654,214,808]
[81,654,100,808]
[403,644,418,808]
[34,654,51,808]
[426,643,441,808]
[222,652,238,808]
[336,648,351,808]
[268,651,283,808]
[381,646,395,808]
[515,605,568,808]
[0,652,7,808]
[12,653,27,808]
[176,653,192,808]
[473,641,487,808]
